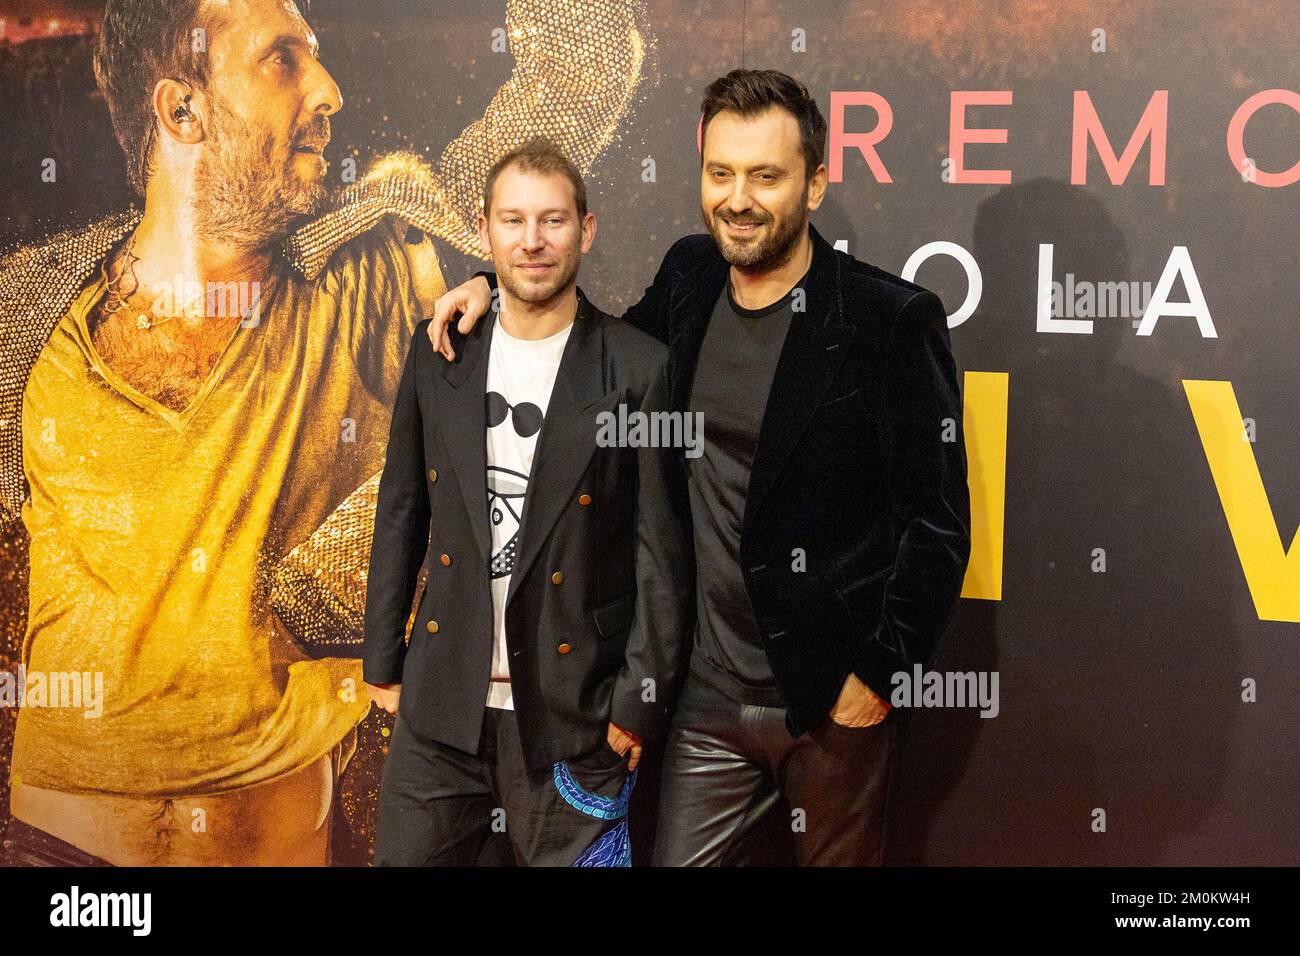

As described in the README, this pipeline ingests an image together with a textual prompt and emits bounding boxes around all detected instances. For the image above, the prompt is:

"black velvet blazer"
[618,221,972,737]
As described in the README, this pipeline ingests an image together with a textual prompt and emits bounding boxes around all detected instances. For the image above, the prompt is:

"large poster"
[1,0,1296,867]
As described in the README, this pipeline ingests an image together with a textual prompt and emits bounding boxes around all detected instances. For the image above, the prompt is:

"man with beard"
[0,0,432,869]
[427,69,972,865]
[363,139,688,865]
[0,0,649,866]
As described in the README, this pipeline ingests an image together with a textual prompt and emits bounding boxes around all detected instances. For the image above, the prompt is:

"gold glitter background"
[0,0,655,866]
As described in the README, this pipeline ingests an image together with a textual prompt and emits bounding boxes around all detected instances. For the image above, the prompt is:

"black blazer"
[487,223,970,737]
[362,289,692,771]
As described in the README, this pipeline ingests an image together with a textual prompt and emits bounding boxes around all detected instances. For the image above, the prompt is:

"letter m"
[1071,91,1168,185]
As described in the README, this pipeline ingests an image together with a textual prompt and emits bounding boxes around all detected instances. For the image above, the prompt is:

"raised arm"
[427,233,707,359]
[435,0,652,255]
[267,2,652,654]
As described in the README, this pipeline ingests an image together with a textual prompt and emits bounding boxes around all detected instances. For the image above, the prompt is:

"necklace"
[100,231,142,321]
[134,285,211,330]
[100,231,254,331]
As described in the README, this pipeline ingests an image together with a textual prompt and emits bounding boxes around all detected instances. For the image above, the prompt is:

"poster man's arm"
[436,0,653,257]
[269,1,654,651]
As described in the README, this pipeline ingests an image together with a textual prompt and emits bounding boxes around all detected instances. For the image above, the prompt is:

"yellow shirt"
[12,220,441,797]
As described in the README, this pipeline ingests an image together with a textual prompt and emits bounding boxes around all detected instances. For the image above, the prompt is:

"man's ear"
[806,163,829,213]
[580,212,597,254]
[154,79,204,145]
[476,212,493,258]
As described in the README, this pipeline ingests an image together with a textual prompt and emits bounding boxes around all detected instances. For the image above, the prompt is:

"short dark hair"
[700,69,827,179]
[482,136,588,221]
[94,0,222,196]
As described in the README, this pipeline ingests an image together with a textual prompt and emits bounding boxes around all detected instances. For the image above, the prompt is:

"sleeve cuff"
[611,694,665,742]
[362,658,405,686]
[850,628,905,706]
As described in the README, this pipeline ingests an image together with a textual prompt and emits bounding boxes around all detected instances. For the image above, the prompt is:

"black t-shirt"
[687,269,807,707]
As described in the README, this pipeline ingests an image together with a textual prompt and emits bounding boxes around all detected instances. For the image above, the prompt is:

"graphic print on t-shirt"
[487,463,527,578]
[483,319,574,709]
[486,391,547,577]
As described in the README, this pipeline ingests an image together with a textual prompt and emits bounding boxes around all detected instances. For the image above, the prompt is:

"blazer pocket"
[591,592,635,639]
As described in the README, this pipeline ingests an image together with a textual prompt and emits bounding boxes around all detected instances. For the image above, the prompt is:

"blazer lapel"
[668,252,728,422]
[743,223,856,524]
[432,314,496,567]
[506,290,622,605]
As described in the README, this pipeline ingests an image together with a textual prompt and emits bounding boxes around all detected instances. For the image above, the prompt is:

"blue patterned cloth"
[552,760,638,867]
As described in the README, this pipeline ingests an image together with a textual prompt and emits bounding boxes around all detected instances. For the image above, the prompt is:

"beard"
[496,247,582,307]
[705,181,809,272]
[192,97,329,251]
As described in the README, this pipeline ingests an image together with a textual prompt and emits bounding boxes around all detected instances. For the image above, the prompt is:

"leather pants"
[652,668,908,866]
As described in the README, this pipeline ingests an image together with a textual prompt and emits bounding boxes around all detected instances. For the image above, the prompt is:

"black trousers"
[652,669,908,866]
[375,706,629,866]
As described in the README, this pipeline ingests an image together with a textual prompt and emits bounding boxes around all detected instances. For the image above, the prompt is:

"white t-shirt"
[484,316,574,709]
